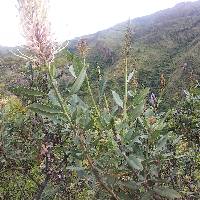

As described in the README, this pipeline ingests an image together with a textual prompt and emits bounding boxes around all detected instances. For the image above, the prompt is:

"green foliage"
[2,52,197,199]
[10,86,46,98]
[111,90,123,108]
[154,187,182,199]
[70,65,87,94]
[1,2,200,199]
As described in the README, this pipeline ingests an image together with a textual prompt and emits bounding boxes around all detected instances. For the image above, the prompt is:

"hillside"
[69,0,200,99]
[0,46,24,94]
[1,0,200,99]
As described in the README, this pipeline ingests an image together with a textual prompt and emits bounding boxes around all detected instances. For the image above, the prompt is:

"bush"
[0,0,199,199]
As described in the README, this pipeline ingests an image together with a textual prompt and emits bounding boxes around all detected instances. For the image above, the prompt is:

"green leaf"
[10,86,46,97]
[172,135,182,145]
[154,135,168,153]
[69,94,88,113]
[128,90,135,97]
[48,89,60,106]
[144,108,155,118]
[70,66,87,94]
[29,103,62,114]
[153,111,170,131]
[119,180,138,191]
[150,165,159,177]
[118,193,132,200]
[133,88,149,105]
[68,65,77,78]
[132,134,148,144]
[153,118,165,131]
[112,90,123,108]
[126,155,143,171]
[29,103,65,122]
[127,70,135,83]
[65,166,84,171]
[154,187,181,199]
[105,175,117,187]
[131,100,145,120]
[28,103,62,116]
[101,109,112,125]
[68,94,90,125]
[141,191,154,200]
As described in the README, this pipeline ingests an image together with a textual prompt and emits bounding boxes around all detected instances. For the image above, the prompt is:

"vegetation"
[0,0,199,199]
[68,1,200,102]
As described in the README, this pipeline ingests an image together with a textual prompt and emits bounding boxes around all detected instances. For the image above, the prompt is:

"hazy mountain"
[69,0,200,97]
[1,0,200,100]
[0,46,24,88]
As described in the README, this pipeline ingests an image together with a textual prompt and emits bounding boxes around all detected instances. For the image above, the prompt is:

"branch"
[79,132,120,200]
[33,150,50,200]
[33,174,50,200]
[46,62,119,199]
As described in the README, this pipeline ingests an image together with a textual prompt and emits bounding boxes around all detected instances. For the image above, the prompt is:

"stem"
[33,174,50,200]
[47,63,72,124]
[123,56,128,120]
[84,58,100,118]
[48,62,118,199]
[33,154,50,200]
[104,94,110,112]
[98,65,109,113]
[79,133,120,200]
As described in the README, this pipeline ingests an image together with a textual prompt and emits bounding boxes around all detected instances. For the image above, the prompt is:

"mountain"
[1,1,200,102]
[68,0,200,101]
[0,46,25,91]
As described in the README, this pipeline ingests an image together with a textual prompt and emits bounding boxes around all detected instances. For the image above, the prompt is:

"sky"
[0,0,197,47]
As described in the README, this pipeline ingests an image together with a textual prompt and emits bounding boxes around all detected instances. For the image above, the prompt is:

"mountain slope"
[1,1,200,100]
[68,0,200,97]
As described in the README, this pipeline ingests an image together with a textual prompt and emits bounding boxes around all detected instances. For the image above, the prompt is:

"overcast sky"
[0,0,197,46]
